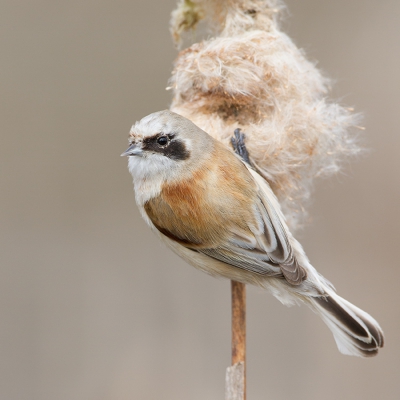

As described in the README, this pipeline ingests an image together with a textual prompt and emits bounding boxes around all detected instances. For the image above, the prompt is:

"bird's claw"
[231,128,251,165]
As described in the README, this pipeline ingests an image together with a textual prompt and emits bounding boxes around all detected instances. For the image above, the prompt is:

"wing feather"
[248,167,308,284]
[199,247,281,276]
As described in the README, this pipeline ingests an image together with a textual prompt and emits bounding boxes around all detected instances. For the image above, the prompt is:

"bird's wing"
[193,166,307,285]
[145,161,308,285]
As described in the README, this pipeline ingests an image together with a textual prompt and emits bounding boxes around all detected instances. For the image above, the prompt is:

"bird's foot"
[231,128,251,165]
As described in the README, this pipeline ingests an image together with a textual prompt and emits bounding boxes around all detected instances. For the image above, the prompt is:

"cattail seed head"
[170,0,362,230]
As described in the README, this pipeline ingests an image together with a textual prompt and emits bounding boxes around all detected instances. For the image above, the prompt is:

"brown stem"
[231,280,246,399]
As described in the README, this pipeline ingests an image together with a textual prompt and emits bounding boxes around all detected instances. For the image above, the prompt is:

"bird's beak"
[121,143,143,157]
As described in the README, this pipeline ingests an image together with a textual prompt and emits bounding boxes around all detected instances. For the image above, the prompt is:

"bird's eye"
[157,136,168,146]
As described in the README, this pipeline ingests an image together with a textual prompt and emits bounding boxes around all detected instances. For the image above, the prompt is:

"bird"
[122,109,384,357]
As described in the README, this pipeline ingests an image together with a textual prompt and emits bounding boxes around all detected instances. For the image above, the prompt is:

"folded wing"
[195,165,308,285]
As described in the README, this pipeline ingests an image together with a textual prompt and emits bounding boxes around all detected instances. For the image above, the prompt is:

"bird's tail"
[308,289,384,357]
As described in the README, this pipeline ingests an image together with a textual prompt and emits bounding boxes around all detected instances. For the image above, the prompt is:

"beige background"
[1,1,399,399]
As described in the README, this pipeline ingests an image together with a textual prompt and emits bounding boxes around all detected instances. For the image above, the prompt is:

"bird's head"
[122,110,213,183]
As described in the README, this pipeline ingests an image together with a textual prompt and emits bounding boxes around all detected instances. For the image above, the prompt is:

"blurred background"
[1,1,399,399]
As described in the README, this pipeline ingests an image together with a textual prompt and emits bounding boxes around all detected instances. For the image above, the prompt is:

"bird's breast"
[143,146,259,248]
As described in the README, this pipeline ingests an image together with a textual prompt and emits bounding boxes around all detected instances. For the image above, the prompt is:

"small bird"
[122,110,384,357]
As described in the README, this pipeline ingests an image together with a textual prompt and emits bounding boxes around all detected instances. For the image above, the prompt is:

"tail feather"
[310,290,384,357]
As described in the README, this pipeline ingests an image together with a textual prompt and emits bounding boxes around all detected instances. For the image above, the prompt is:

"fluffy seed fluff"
[169,0,362,230]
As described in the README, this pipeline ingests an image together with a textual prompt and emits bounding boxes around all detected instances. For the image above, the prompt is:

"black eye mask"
[142,134,190,161]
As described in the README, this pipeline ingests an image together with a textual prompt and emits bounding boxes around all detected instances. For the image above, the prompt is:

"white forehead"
[130,110,183,139]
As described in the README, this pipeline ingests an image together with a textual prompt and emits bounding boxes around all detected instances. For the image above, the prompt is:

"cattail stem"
[231,280,246,367]
[225,280,246,400]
